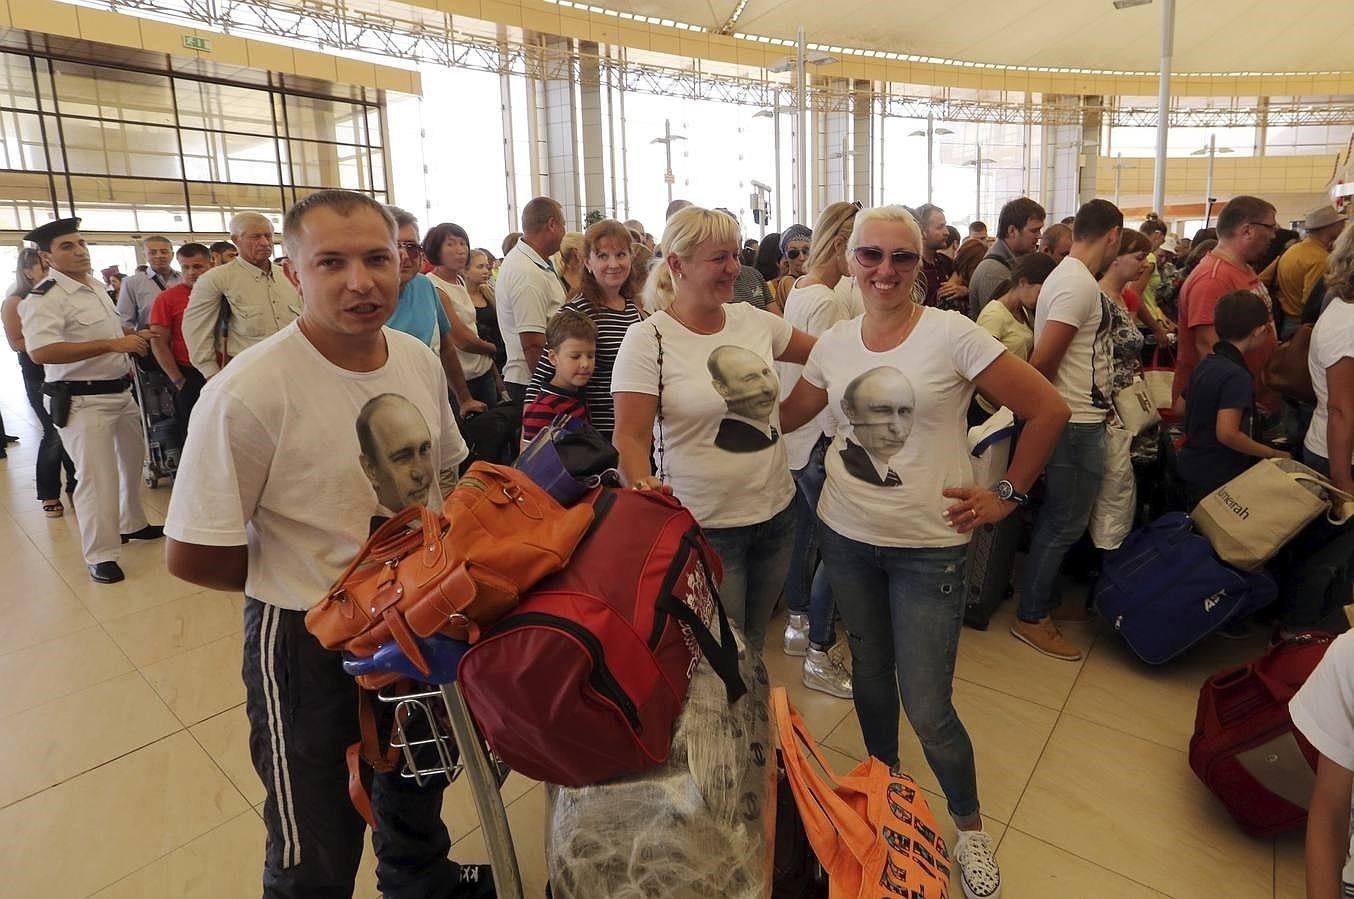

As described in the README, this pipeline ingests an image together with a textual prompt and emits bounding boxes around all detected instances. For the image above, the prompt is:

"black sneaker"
[452,864,496,898]
[121,524,165,543]
[89,561,125,584]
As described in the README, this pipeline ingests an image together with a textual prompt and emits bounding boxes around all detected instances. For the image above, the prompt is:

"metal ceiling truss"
[75,0,1354,128]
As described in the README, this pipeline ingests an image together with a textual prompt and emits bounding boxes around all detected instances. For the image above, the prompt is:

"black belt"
[44,378,130,396]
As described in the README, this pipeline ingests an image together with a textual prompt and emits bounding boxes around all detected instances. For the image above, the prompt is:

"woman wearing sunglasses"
[780,205,1069,899]
[613,206,816,654]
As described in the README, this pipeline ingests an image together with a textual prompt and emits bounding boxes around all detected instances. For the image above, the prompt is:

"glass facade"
[0,49,388,240]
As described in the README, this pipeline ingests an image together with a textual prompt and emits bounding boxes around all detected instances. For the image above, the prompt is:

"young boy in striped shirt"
[521,307,596,446]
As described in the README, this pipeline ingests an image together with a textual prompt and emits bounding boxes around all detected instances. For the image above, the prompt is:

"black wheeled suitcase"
[964,412,1020,629]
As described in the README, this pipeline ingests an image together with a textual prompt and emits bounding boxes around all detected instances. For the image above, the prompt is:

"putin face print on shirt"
[356,393,436,514]
[708,344,781,453]
[838,366,915,487]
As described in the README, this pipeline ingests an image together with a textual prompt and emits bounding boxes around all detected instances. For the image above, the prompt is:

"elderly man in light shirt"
[117,235,181,330]
[182,211,300,378]
[495,196,567,404]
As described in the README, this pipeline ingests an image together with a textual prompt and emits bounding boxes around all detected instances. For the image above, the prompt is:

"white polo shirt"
[20,269,133,381]
[495,240,566,385]
[182,256,300,377]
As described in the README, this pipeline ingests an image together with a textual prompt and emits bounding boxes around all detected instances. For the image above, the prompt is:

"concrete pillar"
[851,80,873,207]
[578,42,606,222]
[819,77,851,216]
[1079,95,1103,206]
[541,36,582,226]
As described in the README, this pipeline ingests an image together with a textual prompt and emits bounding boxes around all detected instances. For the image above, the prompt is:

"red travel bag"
[1188,631,1334,836]
[457,488,747,787]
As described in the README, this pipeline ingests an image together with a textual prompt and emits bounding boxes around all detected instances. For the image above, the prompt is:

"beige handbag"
[1113,377,1161,436]
[1192,459,1353,571]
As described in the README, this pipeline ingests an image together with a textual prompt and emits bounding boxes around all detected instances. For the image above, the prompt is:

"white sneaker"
[802,644,852,698]
[783,612,809,656]
[953,829,1001,899]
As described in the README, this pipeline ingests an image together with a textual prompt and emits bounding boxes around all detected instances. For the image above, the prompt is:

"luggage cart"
[130,361,179,487]
[351,645,526,899]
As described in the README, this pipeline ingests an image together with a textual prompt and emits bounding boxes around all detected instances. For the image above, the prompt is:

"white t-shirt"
[802,309,1005,548]
[1034,256,1114,424]
[496,241,566,385]
[778,280,850,470]
[834,276,865,318]
[165,322,469,611]
[428,272,493,380]
[1305,297,1354,463]
[1290,630,1354,893]
[611,302,796,529]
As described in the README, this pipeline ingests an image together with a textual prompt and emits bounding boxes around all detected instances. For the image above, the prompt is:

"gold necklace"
[668,303,725,335]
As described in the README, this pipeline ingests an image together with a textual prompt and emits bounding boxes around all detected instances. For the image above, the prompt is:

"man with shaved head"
[710,343,782,453]
[182,210,300,378]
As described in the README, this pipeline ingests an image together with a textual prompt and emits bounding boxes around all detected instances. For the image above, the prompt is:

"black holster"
[42,382,72,427]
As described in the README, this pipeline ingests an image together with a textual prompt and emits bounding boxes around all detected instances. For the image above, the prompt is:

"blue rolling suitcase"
[1094,513,1278,664]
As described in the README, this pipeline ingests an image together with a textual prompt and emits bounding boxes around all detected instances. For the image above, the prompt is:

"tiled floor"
[0,362,1314,898]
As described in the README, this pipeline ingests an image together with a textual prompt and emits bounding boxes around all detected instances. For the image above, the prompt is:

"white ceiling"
[597,0,1354,74]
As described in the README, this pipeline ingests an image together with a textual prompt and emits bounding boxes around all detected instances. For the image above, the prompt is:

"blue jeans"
[703,500,797,654]
[19,351,76,501]
[465,370,500,409]
[1019,421,1106,623]
[817,527,979,822]
[787,436,837,647]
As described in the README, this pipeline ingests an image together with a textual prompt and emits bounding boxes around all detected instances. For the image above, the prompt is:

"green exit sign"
[182,35,212,51]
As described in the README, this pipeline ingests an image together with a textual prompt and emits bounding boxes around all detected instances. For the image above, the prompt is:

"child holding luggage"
[1176,290,1291,507]
[1290,628,1354,898]
[521,308,596,446]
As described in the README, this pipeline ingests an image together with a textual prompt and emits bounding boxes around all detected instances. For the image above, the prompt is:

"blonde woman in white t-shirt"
[780,205,1070,899]
[612,206,816,653]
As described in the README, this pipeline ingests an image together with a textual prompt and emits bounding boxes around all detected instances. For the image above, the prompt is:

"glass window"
[181,130,281,183]
[289,139,377,190]
[0,52,39,111]
[0,111,63,171]
[58,117,183,178]
[176,79,275,133]
[283,94,368,144]
[69,175,187,232]
[186,180,285,234]
[0,171,57,231]
[50,62,175,126]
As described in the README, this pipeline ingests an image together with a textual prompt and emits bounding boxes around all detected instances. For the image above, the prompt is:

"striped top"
[526,294,643,439]
[521,385,589,444]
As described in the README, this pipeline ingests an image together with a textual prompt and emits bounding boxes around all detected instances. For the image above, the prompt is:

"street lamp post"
[908,111,954,205]
[1191,134,1234,228]
[754,105,781,229]
[963,144,998,223]
[769,32,837,226]
[650,118,687,207]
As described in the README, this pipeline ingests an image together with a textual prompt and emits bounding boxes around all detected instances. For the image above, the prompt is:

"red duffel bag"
[457,488,747,787]
[1188,631,1334,836]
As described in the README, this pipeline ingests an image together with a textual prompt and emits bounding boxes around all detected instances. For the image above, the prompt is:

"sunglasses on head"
[852,246,921,271]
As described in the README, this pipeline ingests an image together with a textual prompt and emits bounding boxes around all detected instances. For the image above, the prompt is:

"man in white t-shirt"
[164,190,490,898]
[1014,198,1122,662]
[496,196,566,404]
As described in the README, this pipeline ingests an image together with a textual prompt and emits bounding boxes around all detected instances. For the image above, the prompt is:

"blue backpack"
[1094,513,1278,664]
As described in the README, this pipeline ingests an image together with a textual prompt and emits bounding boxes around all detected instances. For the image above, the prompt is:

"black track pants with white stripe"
[243,597,464,899]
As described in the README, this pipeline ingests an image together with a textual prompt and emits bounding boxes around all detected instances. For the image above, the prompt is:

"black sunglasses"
[852,246,921,271]
[784,248,803,260]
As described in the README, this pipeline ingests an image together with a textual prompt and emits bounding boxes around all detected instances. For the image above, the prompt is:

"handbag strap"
[971,425,1019,458]
[1286,467,1354,524]
[653,324,665,482]
[654,531,746,704]
[771,687,877,864]
[326,505,439,598]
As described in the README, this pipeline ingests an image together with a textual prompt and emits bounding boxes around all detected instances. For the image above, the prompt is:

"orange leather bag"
[772,687,952,899]
[305,462,597,677]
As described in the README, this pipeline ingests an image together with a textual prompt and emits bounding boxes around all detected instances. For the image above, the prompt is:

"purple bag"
[514,413,618,505]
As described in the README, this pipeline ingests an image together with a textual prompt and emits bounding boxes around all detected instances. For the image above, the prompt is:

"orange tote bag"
[772,687,952,898]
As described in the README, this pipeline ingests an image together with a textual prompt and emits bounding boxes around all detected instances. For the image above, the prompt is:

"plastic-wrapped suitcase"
[130,360,179,487]
[963,413,1020,630]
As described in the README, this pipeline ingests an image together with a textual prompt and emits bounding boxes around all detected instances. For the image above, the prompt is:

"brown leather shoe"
[1010,617,1083,661]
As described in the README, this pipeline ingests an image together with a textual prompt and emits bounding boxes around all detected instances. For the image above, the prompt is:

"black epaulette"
[27,279,55,296]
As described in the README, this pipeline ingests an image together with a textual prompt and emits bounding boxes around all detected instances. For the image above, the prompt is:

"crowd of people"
[3,183,1353,899]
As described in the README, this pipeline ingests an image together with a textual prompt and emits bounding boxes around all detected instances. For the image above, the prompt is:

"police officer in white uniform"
[20,218,164,583]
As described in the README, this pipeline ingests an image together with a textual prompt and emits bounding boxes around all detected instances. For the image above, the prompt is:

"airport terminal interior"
[1,0,1353,896]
